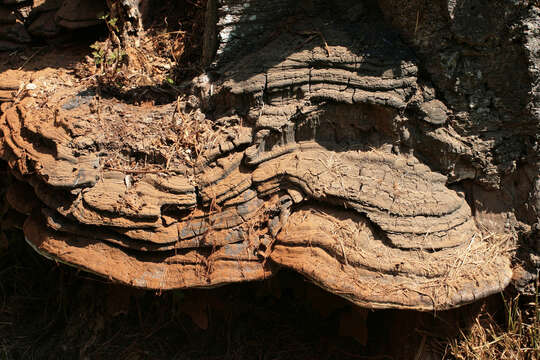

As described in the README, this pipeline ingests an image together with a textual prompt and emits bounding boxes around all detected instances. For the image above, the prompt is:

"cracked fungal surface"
[1,0,532,311]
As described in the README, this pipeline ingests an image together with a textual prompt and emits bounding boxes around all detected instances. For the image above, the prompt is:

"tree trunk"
[0,0,538,310]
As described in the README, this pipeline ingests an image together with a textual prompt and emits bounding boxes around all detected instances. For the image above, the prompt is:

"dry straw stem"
[92,93,221,178]
[312,213,517,309]
[84,16,191,91]
[171,96,221,166]
[447,281,539,360]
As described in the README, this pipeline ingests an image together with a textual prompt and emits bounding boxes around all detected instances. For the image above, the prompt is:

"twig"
[104,167,175,174]
[151,30,187,39]
[414,335,427,360]
[17,47,46,71]
[414,10,420,37]
[296,30,331,56]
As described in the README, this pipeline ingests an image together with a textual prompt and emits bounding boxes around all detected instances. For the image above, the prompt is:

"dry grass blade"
[447,282,539,360]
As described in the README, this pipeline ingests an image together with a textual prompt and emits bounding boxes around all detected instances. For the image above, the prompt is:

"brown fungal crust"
[0,0,523,311]
[272,206,511,310]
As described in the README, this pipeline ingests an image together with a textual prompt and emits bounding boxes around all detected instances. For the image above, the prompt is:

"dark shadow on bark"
[209,0,415,82]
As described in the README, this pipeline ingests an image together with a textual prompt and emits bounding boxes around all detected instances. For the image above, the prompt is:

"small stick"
[17,47,46,71]
[104,167,176,174]
[414,10,420,37]
[296,30,331,56]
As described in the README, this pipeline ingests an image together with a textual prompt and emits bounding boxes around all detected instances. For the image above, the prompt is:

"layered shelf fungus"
[3,0,536,312]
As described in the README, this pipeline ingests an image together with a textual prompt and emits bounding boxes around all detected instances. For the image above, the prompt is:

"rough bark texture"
[0,0,538,310]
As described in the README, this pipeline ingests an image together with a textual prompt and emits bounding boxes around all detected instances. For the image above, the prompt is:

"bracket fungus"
[2,0,535,312]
